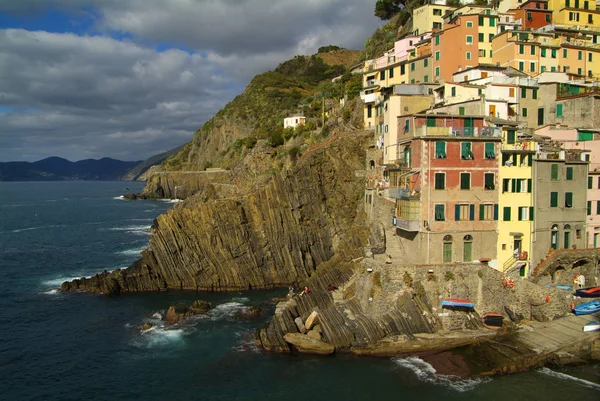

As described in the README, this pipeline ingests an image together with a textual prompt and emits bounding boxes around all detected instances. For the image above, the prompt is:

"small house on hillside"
[284,115,306,129]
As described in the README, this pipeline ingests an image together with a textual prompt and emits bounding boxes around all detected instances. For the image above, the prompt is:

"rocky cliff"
[62,131,371,294]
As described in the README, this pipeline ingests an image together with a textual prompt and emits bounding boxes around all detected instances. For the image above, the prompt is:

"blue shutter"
[469,204,475,221]
[493,204,499,220]
[455,204,461,221]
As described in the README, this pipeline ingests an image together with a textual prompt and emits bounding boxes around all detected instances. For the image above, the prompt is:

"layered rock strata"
[62,132,370,294]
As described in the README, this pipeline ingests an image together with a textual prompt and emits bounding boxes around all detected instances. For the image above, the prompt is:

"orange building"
[432,11,499,82]
[509,0,553,29]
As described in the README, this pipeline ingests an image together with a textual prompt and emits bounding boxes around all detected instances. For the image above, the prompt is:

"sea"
[0,181,599,401]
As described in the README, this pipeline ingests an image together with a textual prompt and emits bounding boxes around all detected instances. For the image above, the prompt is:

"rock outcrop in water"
[61,132,370,294]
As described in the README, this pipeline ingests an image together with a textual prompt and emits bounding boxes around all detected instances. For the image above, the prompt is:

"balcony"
[364,79,379,89]
[414,126,480,137]
[388,187,420,200]
[395,218,421,232]
[361,92,379,103]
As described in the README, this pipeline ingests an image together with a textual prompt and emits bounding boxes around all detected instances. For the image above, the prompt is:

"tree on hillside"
[446,0,462,7]
[374,0,401,20]
[472,0,488,5]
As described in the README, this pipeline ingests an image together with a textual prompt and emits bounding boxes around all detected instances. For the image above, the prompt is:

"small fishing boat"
[573,299,600,316]
[482,313,504,329]
[442,298,475,308]
[574,286,600,298]
[583,320,600,332]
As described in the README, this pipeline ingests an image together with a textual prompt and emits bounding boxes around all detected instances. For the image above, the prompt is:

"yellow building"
[548,0,600,27]
[497,128,536,277]
[412,2,454,35]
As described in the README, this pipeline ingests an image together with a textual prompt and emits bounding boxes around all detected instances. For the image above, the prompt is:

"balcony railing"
[414,126,483,137]
[395,217,421,232]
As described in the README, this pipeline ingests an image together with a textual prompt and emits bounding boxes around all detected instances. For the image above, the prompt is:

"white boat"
[583,320,600,332]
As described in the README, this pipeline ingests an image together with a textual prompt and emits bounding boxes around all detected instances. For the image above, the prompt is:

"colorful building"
[412,1,454,35]
[509,0,553,29]
[388,113,501,264]
[548,0,600,27]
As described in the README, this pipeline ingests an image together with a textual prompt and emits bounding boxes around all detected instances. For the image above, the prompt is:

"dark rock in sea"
[164,300,212,326]
[141,322,154,331]
[238,306,265,319]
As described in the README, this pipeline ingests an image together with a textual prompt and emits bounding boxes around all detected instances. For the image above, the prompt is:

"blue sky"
[0,0,379,162]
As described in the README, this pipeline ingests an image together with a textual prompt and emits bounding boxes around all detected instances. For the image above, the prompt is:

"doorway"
[463,234,473,262]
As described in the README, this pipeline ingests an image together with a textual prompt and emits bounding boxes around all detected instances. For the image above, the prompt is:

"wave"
[113,196,125,200]
[11,224,66,233]
[107,225,151,232]
[41,289,59,295]
[538,367,600,391]
[158,199,183,203]
[131,327,187,349]
[205,302,246,321]
[392,357,489,392]
[42,275,85,287]
[116,246,147,256]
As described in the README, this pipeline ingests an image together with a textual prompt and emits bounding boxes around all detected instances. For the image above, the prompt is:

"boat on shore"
[441,298,475,308]
[573,299,600,315]
[583,320,600,332]
[482,313,504,329]
[574,286,600,298]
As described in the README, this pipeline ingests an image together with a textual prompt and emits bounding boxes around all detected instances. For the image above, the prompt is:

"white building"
[283,115,306,129]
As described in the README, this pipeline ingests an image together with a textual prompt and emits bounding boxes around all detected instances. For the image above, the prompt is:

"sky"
[0,0,380,162]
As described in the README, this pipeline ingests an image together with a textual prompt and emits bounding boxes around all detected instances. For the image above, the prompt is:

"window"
[435,141,447,158]
[589,53,593,62]
[435,172,445,190]
[466,21,473,27]
[550,191,558,207]
[424,75,429,83]
[503,206,511,221]
[551,49,557,58]
[598,176,600,189]
[588,201,592,215]
[367,105,372,118]
[479,33,484,42]
[460,172,471,190]
[521,87,527,98]
[589,176,593,189]
[479,204,497,221]
[551,164,559,180]
[527,12,533,21]
[537,108,544,126]
[459,107,465,116]
[578,51,583,60]
[389,68,394,78]
[451,87,456,97]
[461,142,473,159]
[557,104,563,117]
[563,49,568,58]
[566,166,574,180]
[455,204,474,221]
[519,61,524,71]
[519,44,525,54]
[518,207,531,221]
[424,59,428,67]
[530,62,536,72]
[403,119,410,132]
[411,62,415,71]
[565,192,573,208]
[541,48,547,57]
[490,17,495,27]
[434,8,442,16]
[479,16,484,26]
[507,130,516,144]
[485,143,495,159]
[466,35,473,44]
[597,200,600,214]
[443,235,452,262]
[589,14,594,24]
[522,108,528,117]
[380,70,385,80]
[434,204,445,221]
[503,178,510,193]
[489,34,494,42]
[514,178,528,193]
[435,36,440,46]
[479,49,486,57]
[484,173,495,190]
[435,66,440,76]
[531,46,536,56]
[435,51,440,61]
[532,89,538,99]
[546,14,551,22]
[466,52,471,60]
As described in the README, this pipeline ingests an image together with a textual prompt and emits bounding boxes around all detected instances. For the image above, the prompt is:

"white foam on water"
[12,224,66,233]
[116,246,147,256]
[107,225,151,232]
[152,312,163,320]
[113,196,125,200]
[158,199,183,203]
[42,276,85,287]
[538,367,600,391]
[392,357,489,392]
[206,302,246,321]
[131,325,187,349]
[41,289,59,295]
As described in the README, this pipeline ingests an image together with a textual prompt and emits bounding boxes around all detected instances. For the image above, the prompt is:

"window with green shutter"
[484,143,495,159]
[533,89,538,99]
[489,33,494,42]
[459,107,465,116]
[435,35,440,45]
[597,200,600,214]
[484,173,495,190]
[519,61,524,71]
[435,173,445,190]
[566,167,574,180]
[551,49,557,58]
[550,192,558,207]
[588,201,592,215]
[479,33,484,42]
[434,204,445,221]
[541,47,546,57]
[435,141,446,158]
[479,16,484,26]
[531,46,536,56]
[557,104,563,117]
[527,178,532,193]
[551,164,559,180]
[565,192,573,208]
[521,87,527,98]
[503,178,510,193]
[489,17,495,27]
[461,142,473,159]
[503,207,511,221]
[589,176,593,189]
[451,87,456,97]
[519,44,524,54]
[563,49,568,58]
[427,117,436,127]
[522,108,528,117]
[507,130,516,144]
[460,173,471,190]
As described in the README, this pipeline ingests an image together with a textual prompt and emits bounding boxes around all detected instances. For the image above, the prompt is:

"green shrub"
[288,146,300,161]
[403,271,413,288]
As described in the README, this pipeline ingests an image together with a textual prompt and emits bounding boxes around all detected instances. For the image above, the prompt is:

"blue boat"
[442,298,475,308]
[573,299,600,316]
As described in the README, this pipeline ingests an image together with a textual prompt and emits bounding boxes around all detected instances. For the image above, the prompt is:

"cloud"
[0,29,234,161]
[0,1,380,161]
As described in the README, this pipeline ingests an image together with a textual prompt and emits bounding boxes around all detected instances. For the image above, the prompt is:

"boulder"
[307,330,322,340]
[141,322,154,331]
[305,311,319,330]
[165,300,213,325]
[238,306,265,319]
[283,333,334,355]
[294,317,307,334]
[313,324,322,334]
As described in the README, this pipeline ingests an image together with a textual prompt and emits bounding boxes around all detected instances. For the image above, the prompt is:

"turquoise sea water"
[0,181,599,401]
